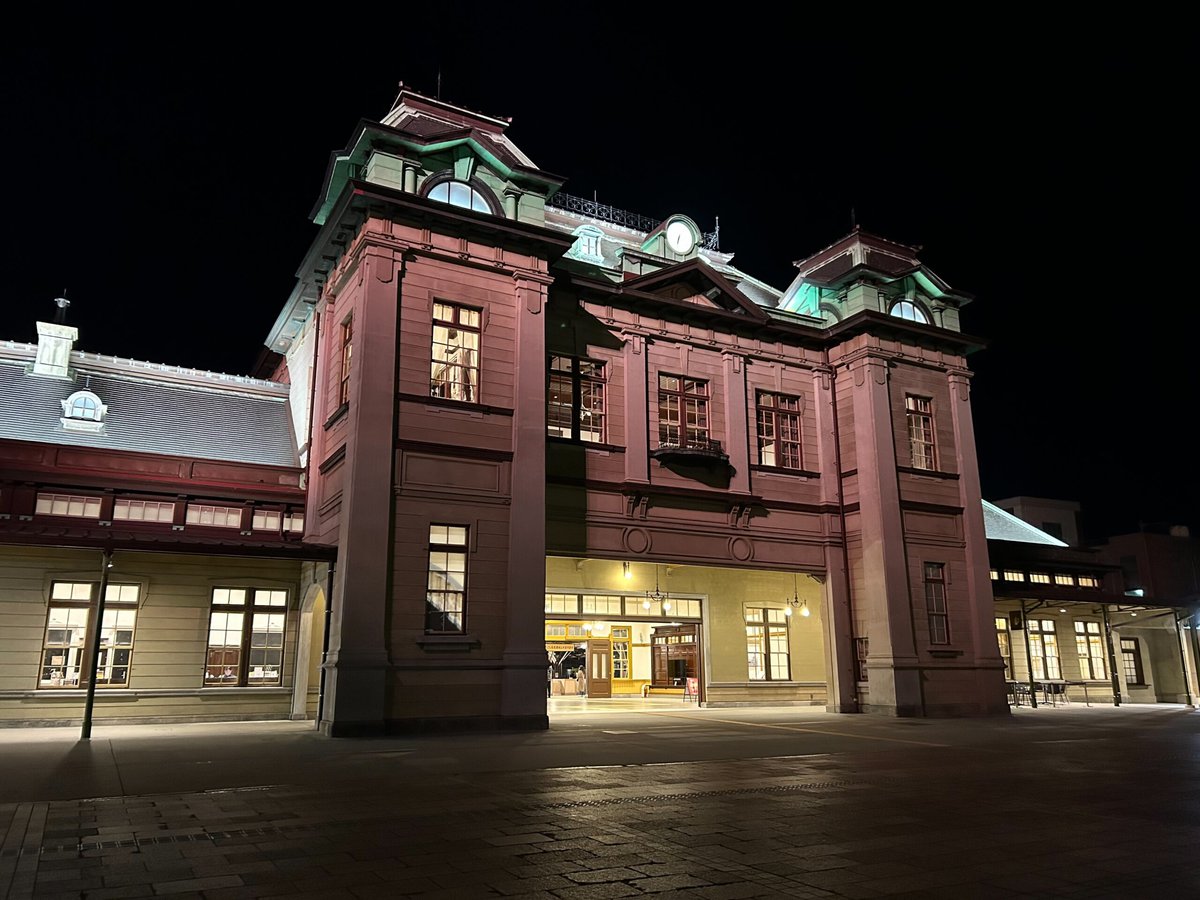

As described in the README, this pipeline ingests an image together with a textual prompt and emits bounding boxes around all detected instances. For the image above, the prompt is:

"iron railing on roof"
[547,193,720,252]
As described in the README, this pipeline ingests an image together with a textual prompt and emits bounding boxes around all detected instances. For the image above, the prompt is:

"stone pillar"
[948,370,1008,713]
[813,366,857,713]
[722,352,750,495]
[320,247,400,736]
[500,270,554,726]
[623,333,649,484]
[849,354,921,715]
[504,189,522,220]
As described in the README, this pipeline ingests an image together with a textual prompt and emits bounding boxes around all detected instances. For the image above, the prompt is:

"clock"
[665,220,695,255]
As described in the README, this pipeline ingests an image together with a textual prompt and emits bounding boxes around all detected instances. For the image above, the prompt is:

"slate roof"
[983,500,1069,546]
[0,356,298,468]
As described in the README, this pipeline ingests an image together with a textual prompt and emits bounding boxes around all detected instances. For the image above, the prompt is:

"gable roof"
[983,500,1069,546]
[621,259,771,322]
[0,353,298,469]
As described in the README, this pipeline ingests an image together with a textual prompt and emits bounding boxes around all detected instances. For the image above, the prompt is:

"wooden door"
[587,639,611,698]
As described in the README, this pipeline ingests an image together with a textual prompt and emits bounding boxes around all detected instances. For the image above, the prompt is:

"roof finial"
[53,291,70,325]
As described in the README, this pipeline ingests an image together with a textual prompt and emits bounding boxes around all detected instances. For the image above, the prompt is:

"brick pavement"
[1,706,1198,898]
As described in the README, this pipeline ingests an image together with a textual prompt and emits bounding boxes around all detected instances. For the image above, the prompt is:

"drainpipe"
[1102,605,1122,707]
[80,549,113,740]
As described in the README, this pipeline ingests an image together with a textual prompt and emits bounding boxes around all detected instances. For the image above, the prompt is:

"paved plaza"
[1,701,1198,898]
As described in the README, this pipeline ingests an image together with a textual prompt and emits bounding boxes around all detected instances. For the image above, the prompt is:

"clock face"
[666,221,694,254]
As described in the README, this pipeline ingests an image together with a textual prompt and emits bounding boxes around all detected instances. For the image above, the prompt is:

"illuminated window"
[889,299,930,323]
[1029,573,1051,584]
[204,588,288,686]
[1054,574,1076,587]
[283,512,305,533]
[925,563,949,644]
[338,317,353,407]
[40,582,139,689]
[114,499,175,522]
[426,180,492,213]
[756,392,803,469]
[659,374,710,449]
[1028,619,1061,679]
[35,493,102,519]
[905,395,936,470]
[746,608,790,681]
[570,225,605,263]
[252,510,282,532]
[544,594,579,614]
[186,504,243,528]
[989,569,999,581]
[582,594,622,615]
[1121,637,1144,684]
[611,626,630,679]
[1077,575,1099,588]
[995,617,1012,679]
[1003,570,1025,582]
[547,356,606,442]
[427,525,468,633]
[430,303,480,402]
[1074,622,1107,680]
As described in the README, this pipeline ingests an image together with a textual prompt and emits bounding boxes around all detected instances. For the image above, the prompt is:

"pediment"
[622,260,769,321]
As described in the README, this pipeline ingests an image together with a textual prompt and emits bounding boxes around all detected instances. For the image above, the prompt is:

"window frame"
[1073,621,1107,681]
[905,394,936,471]
[40,581,140,690]
[925,562,950,645]
[888,299,931,323]
[547,355,607,443]
[1028,619,1062,680]
[995,616,1013,680]
[204,587,289,687]
[755,391,804,470]
[745,607,791,682]
[35,492,102,520]
[338,316,353,407]
[426,524,469,634]
[1120,637,1145,685]
[658,373,711,450]
[430,302,482,403]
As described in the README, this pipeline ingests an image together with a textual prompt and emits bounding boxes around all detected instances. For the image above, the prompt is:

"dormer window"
[60,390,107,432]
[888,299,931,324]
[567,225,605,264]
[425,180,492,213]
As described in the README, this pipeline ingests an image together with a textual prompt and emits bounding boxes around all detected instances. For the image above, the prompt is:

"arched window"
[889,299,930,324]
[61,391,105,421]
[426,180,492,213]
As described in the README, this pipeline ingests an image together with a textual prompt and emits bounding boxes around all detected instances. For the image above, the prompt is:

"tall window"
[547,356,606,442]
[427,525,468,633]
[925,563,949,644]
[204,588,288,686]
[338,317,353,407]
[658,374,709,448]
[756,392,803,469]
[1074,621,1107,680]
[746,608,789,681]
[1028,619,1061,679]
[1121,637,1144,684]
[611,626,630,680]
[41,582,139,689]
[430,303,481,402]
[905,395,936,470]
[995,617,1012,679]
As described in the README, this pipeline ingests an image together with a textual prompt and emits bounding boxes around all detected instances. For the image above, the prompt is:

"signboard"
[685,677,698,698]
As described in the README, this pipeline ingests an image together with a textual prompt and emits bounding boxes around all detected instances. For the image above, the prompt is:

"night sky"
[3,11,1192,543]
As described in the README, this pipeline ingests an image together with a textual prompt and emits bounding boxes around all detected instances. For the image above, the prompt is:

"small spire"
[53,292,70,325]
